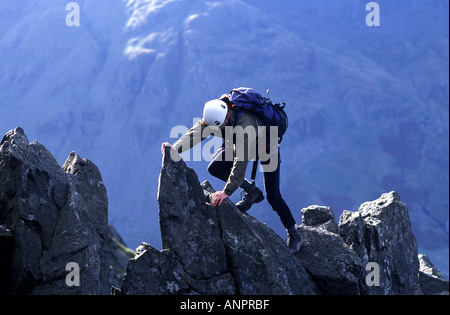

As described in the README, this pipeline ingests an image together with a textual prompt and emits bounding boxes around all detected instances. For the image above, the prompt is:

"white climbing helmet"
[202,99,228,127]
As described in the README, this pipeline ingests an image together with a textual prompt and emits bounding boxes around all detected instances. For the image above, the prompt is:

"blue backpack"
[229,87,288,143]
[228,87,288,181]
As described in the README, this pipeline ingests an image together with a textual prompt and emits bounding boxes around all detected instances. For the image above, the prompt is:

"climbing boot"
[236,183,264,212]
[286,228,304,254]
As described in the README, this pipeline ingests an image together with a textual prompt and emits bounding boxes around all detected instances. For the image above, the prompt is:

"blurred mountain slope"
[0,0,448,277]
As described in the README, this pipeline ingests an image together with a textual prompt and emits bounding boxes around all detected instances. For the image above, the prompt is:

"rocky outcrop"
[418,254,449,295]
[1,128,448,295]
[339,192,422,294]
[0,127,130,294]
[119,146,449,295]
[296,206,366,295]
[120,146,319,295]
[298,196,448,295]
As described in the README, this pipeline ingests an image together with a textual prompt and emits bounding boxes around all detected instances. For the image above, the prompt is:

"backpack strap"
[230,105,243,127]
[250,159,259,184]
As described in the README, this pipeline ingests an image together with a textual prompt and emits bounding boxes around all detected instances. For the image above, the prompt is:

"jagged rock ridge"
[0,128,448,295]
[120,146,319,295]
[119,146,449,295]
[0,128,132,294]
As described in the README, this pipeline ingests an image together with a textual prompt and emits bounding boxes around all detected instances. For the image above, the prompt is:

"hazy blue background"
[1,0,448,278]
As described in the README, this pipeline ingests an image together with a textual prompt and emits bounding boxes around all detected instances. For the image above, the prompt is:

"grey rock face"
[301,205,339,234]
[297,206,365,295]
[0,127,113,294]
[339,192,422,295]
[2,128,447,295]
[120,146,319,295]
[418,254,449,295]
[0,224,13,292]
[120,146,449,295]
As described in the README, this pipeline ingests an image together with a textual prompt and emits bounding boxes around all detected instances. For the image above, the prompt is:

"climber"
[161,93,303,253]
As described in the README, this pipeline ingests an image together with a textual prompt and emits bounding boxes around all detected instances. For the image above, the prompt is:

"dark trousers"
[207,149,296,229]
